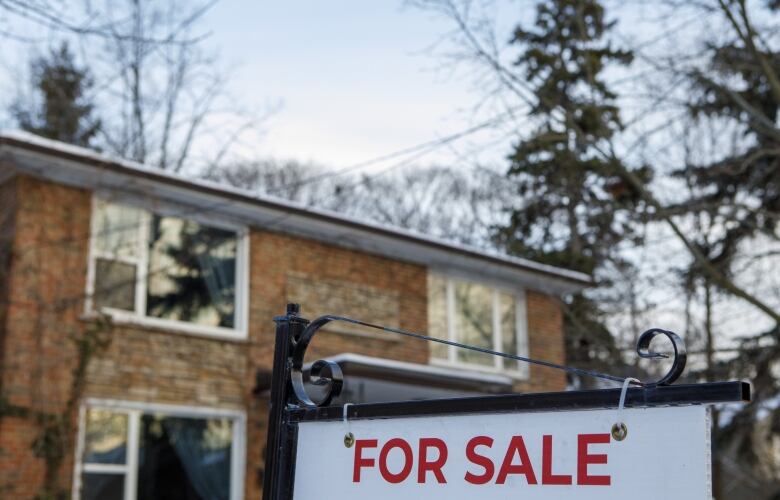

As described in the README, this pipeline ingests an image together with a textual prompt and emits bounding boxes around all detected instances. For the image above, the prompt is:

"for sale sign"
[293,405,710,499]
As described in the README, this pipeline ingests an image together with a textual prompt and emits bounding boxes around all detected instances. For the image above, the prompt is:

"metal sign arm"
[288,313,689,409]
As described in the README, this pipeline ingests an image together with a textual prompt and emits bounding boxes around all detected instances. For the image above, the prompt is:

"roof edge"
[0,130,592,290]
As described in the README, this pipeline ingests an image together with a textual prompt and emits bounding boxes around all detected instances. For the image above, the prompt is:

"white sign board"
[293,405,710,499]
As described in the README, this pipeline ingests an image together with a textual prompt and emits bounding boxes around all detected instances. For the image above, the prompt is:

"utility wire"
[264,108,518,195]
[3,119,505,312]
[4,108,515,255]
[305,315,648,387]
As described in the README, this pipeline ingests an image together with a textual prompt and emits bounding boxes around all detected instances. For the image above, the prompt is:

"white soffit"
[0,130,591,295]
[306,352,514,391]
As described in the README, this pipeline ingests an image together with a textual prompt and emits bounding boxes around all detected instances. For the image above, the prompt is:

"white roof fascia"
[0,130,591,295]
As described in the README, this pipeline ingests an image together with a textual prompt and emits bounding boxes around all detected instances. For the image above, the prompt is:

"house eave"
[0,130,592,295]
[306,353,515,394]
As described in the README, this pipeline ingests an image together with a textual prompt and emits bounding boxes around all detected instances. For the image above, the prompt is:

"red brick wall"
[524,290,567,392]
[0,175,92,498]
[0,176,430,498]
[244,230,429,497]
[0,175,568,499]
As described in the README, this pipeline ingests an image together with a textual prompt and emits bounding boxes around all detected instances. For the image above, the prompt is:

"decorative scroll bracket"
[636,328,687,387]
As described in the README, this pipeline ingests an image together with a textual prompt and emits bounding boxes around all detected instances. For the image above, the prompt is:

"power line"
[5,108,516,255]
[0,109,535,336]
[264,109,518,195]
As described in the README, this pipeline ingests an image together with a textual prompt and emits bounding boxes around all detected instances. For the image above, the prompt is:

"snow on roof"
[0,129,592,291]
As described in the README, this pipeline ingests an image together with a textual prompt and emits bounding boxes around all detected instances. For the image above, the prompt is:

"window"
[75,401,245,500]
[87,198,248,339]
[428,274,529,377]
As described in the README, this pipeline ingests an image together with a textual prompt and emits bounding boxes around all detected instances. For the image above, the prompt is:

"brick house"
[0,131,590,499]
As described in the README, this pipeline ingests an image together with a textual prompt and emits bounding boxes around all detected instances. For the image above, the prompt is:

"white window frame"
[72,398,246,500]
[85,195,250,341]
[429,274,530,379]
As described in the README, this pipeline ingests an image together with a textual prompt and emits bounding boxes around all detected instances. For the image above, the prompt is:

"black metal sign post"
[262,304,751,500]
[262,304,306,500]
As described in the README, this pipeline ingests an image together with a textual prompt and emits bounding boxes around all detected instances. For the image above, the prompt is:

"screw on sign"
[262,306,751,500]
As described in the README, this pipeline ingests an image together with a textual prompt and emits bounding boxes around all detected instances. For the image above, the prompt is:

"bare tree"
[5,0,268,173]
[205,160,512,248]
[0,0,208,42]
[86,0,263,172]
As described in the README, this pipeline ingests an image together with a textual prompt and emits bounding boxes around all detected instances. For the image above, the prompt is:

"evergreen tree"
[496,0,645,385]
[687,40,780,280]
[12,42,100,147]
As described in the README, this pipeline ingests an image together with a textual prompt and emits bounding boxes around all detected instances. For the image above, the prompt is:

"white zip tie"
[612,377,640,441]
[343,403,354,448]
[343,403,352,425]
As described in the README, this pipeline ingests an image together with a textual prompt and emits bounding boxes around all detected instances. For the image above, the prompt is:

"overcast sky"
[200,1,525,168]
[0,1,531,171]
[0,1,668,171]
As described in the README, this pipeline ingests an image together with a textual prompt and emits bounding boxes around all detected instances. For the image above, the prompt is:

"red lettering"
[418,438,448,483]
[379,438,414,483]
[465,436,494,485]
[496,436,538,485]
[353,439,378,482]
[577,434,611,486]
[542,435,572,485]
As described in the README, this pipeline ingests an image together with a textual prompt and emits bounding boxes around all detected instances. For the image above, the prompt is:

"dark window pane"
[146,216,237,328]
[94,258,136,311]
[454,281,494,366]
[137,414,233,500]
[81,472,124,500]
[84,409,127,464]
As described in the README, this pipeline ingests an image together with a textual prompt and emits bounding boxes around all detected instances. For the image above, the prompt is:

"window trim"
[85,195,250,341]
[429,274,530,380]
[72,398,246,500]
